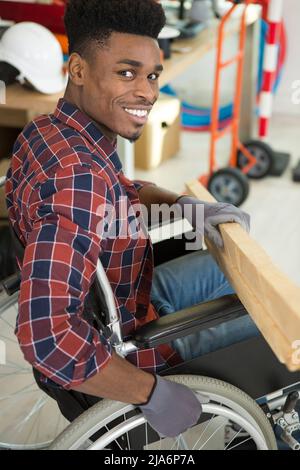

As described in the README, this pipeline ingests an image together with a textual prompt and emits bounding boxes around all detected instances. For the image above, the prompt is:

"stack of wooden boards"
[186,180,300,372]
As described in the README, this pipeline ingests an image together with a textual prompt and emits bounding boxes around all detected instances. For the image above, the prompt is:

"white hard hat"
[0,22,67,94]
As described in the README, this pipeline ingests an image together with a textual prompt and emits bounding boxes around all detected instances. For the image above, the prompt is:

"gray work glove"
[139,375,202,438]
[176,196,250,248]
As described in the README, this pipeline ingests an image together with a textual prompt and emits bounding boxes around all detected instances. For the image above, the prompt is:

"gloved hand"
[176,196,250,248]
[139,375,202,438]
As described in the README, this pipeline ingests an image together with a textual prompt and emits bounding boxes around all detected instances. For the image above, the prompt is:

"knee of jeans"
[219,315,261,345]
[151,298,174,317]
[206,278,235,301]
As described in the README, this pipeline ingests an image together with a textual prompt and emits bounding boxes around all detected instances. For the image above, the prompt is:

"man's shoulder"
[21,113,80,144]
[12,113,117,198]
[19,114,106,170]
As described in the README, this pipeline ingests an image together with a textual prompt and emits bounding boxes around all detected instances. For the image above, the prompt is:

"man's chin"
[128,134,141,143]
[119,129,142,143]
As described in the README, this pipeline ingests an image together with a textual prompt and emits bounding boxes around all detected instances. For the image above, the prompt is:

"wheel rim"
[87,403,267,450]
[56,389,270,450]
[239,146,271,177]
[209,174,244,205]
[0,293,68,449]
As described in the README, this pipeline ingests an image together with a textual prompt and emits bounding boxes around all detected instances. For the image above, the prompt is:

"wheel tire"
[49,375,277,450]
[237,140,274,179]
[208,167,250,206]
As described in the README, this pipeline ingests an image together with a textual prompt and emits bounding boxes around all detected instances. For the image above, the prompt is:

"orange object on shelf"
[55,34,69,55]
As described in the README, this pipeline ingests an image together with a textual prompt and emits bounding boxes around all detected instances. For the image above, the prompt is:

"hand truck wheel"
[208,167,250,207]
[237,140,274,179]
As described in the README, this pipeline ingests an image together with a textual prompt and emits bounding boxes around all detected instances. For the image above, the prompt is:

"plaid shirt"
[5,99,181,390]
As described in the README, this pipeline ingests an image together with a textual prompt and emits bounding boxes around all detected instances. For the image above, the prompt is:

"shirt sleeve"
[16,164,114,390]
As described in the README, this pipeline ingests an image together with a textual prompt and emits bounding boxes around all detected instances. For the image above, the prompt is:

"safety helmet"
[0,22,67,94]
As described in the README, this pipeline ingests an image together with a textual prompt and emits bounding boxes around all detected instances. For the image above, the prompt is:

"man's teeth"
[125,108,148,118]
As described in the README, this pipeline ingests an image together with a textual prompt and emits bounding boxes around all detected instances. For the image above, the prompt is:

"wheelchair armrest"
[1,271,21,296]
[133,294,248,349]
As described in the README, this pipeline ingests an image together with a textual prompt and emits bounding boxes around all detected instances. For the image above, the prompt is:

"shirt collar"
[54,98,123,174]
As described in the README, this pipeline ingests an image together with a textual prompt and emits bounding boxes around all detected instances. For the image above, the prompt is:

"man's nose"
[133,77,158,104]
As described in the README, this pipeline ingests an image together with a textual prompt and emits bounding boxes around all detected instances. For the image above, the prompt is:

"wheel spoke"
[0,315,16,330]
[0,382,37,401]
[145,421,148,450]
[224,427,243,449]
[227,436,252,450]
[198,422,227,450]
[192,414,216,449]
[0,297,68,449]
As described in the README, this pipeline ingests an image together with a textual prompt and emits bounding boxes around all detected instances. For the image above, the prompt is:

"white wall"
[273,0,300,116]
[169,30,238,107]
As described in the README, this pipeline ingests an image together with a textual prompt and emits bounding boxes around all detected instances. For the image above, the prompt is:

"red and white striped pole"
[258,0,283,137]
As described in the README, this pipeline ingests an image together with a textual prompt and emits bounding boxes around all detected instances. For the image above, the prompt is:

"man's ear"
[68,53,87,86]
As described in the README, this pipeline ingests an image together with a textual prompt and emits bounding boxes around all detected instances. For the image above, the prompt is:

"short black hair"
[64,0,166,57]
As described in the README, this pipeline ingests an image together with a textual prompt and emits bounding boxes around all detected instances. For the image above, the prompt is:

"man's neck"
[63,86,117,144]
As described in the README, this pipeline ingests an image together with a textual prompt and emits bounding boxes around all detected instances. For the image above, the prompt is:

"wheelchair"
[0,176,300,450]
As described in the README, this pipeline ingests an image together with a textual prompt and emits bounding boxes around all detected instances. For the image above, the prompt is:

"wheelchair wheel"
[49,375,277,450]
[0,290,68,449]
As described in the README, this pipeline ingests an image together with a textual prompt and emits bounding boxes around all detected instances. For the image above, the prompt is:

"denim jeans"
[151,250,260,362]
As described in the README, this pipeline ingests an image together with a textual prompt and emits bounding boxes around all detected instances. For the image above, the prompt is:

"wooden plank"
[186,180,300,371]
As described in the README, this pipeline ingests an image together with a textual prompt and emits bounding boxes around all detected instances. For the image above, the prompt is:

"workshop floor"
[135,113,300,287]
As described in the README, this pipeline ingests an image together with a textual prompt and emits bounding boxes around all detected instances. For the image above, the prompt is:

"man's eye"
[148,73,159,81]
[119,70,134,78]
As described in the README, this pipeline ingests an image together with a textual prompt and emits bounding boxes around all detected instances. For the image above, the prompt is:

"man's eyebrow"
[116,59,163,72]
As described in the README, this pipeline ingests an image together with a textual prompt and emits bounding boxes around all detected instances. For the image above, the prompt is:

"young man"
[5,0,258,438]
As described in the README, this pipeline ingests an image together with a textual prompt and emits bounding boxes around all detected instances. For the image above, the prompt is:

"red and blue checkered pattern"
[5,99,181,390]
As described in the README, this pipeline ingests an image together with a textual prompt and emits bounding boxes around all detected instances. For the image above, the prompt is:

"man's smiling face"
[78,32,163,142]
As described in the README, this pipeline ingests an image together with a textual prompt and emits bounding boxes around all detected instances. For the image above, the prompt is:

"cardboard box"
[0,158,10,218]
[134,94,181,170]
